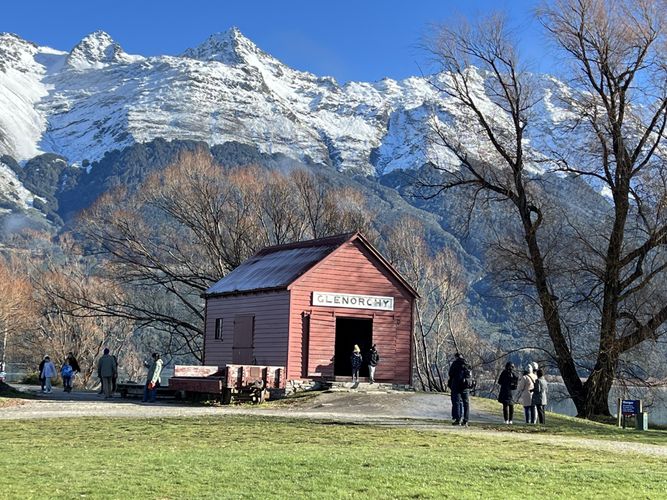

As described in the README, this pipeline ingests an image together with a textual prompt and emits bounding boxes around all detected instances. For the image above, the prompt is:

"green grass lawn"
[1,415,666,499]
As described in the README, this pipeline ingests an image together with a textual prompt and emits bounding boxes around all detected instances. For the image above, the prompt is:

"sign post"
[619,399,644,430]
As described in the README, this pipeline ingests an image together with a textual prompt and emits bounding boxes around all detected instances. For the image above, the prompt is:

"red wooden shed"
[203,233,418,385]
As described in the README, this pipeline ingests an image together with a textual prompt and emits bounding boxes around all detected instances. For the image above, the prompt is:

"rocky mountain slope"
[0,28,572,176]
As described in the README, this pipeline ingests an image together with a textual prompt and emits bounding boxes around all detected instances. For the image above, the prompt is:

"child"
[41,356,57,394]
[61,360,74,393]
[531,369,548,424]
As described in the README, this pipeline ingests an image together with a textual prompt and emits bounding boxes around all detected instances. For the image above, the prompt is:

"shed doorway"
[334,317,372,378]
[232,315,255,364]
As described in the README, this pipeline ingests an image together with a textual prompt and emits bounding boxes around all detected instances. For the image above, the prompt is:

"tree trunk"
[575,350,619,418]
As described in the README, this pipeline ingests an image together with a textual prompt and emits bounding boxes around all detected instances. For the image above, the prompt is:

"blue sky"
[1,0,550,83]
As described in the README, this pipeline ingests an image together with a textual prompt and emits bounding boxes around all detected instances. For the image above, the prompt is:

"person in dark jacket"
[66,352,81,392]
[38,355,48,391]
[97,348,117,399]
[350,345,363,383]
[497,362,518,424]
[368,345,380,384]
[531,369,548,424]
[447,352,470,426]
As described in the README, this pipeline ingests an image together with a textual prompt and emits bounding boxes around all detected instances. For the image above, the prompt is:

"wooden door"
[233,315,255,364]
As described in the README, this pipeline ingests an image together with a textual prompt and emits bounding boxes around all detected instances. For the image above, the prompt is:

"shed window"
[214,318,224,341]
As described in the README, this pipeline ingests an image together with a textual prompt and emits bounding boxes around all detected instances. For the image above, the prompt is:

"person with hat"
[350,345,363,383]
[97,348,117,399]
[143,353,164,403]
[515,367,536,424]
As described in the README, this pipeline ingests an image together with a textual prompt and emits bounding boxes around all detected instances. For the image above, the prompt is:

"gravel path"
[3,385,667,458]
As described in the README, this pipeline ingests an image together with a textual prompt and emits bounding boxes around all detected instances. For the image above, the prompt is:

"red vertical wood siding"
[204,291,290,368]
[288,240,413,384]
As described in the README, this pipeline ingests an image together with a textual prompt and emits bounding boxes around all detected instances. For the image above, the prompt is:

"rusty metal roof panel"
[205,239,347,296]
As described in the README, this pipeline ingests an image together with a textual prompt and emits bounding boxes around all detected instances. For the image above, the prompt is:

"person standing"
[532,369,548,424]
[41,356,56,393]
[97,348,117,399]
[368,345,380,384]
[350,345,363,383]
[142,353,163,403]
[38,355,48,392]
[112,355,119,393]
[497,362,518,424]
[515,368,536,424]
[448,352,471,426]
[60,359,74,393]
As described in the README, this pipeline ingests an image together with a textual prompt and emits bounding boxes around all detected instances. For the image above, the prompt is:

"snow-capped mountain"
[0,28,567,176]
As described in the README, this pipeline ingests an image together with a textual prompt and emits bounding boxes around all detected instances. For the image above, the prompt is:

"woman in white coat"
[514,368,536,424]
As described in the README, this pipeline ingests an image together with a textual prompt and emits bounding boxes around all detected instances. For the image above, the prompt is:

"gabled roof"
[204,232,419,298]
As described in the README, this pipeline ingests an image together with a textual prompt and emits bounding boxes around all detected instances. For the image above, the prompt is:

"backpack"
[510,372,519,391]
[461,364,476,391]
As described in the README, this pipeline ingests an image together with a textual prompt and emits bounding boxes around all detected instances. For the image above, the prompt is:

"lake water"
[545,383,667,425]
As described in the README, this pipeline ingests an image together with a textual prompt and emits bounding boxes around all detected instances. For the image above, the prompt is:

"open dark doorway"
[334,317,372,378]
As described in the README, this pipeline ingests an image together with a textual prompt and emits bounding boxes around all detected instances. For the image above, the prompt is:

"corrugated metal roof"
[205,234,353,296]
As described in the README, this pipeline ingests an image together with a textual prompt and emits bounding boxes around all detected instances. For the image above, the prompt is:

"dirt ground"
[3,384,667,457]
[0,384,498,425]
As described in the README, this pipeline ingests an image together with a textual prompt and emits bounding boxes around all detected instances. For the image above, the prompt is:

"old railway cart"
[168,364,286,404]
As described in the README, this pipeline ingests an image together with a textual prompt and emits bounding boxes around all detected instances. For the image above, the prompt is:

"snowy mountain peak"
[0,33,38,71]
[182,27,268,66]
[67,31,132,69]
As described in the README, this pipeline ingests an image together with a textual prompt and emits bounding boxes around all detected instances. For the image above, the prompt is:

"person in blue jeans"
[447,353,470,426]
[142,353,163,403]
[60,359,74,393]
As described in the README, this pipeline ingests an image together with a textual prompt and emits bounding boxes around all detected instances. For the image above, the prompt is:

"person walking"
[38,355,48,392]
[41,356,56,393]
[532,369,548,424]
[60,359,74,393]
[350,345,363,383]
[142,353,164,403]
[66,352,81,391]
[368,345,380,384]
[497,362,518,424]
[448,352,472,426]
[515,368,536,424]
[97,348,117,399]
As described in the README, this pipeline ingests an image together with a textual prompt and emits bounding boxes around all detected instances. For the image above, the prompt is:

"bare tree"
[384,217,482,391]
[26,240,136,386]
[422,2,667,417]
[75,152,373,360]
[0,256,34,375]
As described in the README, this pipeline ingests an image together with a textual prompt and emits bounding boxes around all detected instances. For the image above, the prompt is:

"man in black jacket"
[447,352,470,426]
[368,345,380,384]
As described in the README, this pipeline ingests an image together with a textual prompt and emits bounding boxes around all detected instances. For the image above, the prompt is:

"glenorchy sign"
[312,291,394,311]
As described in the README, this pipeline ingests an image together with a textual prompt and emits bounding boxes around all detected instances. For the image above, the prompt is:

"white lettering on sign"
[312,291,394,311]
